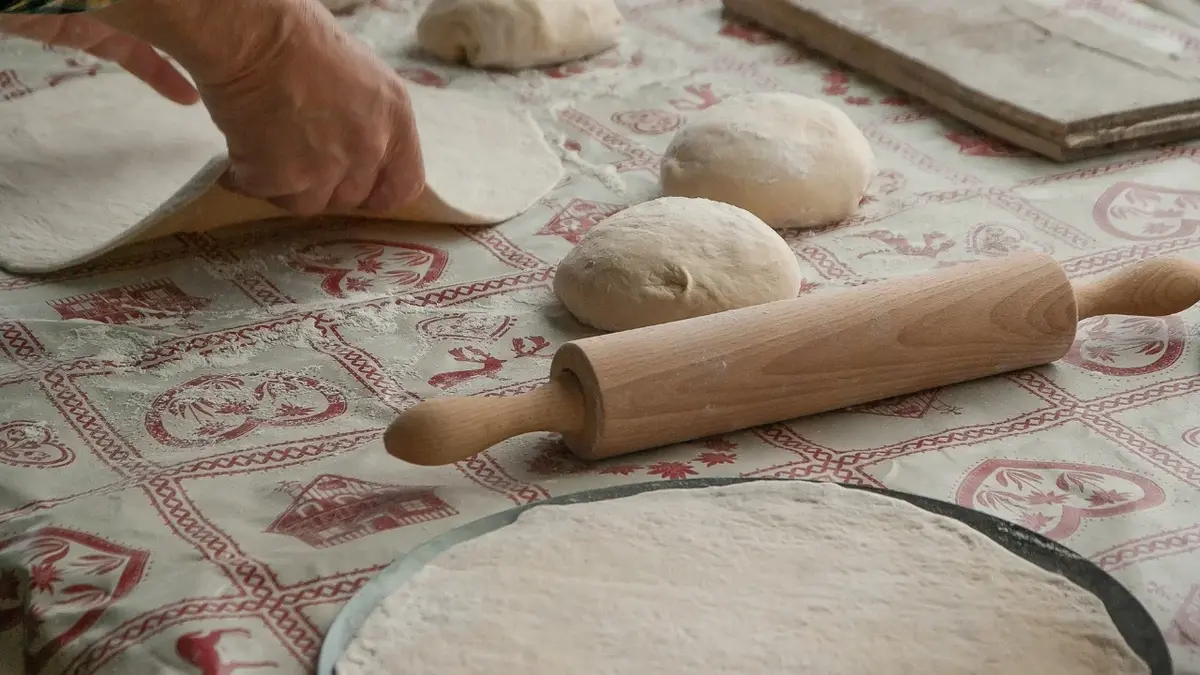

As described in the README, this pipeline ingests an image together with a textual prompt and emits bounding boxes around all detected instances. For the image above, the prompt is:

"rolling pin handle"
[1072,257,1200,320]
[384,375,587,466]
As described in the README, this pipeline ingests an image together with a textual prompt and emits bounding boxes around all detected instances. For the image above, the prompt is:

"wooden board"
[720,0,1200,161]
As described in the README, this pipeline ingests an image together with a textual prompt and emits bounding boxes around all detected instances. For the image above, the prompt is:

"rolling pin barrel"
[385,253,1200,466]
[551,252,1078,460]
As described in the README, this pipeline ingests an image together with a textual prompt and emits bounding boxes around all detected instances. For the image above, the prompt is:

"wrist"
[93,0,310,86]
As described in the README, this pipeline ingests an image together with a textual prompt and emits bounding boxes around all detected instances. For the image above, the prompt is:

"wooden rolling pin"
[384,253,1200,466]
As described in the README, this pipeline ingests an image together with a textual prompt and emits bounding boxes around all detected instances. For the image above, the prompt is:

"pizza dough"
[553,197,802,331]
[0,73,562,274]
[336,480,1150,675]
[660,92,876,229]
[416,0,624,69]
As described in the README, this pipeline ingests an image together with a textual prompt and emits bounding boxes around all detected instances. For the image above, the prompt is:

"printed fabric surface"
[0,0,1198,672]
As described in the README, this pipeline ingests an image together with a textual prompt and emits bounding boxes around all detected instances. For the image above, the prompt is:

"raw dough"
[0,73,562,274]
[553,197,802,331]
[337,480,1151,675]
[416,0,623,69]
[661,92,876,229]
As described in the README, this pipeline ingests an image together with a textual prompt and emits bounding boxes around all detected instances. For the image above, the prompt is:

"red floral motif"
[176,628,279,675]
[145,372,349,448]
[289,239,448,298]
[646,461,698,479]
[944,131,1028,157]
[428,336,552,390]
[822,70,850,96]
[965,222,1053,258]
[1062,315,1185,376]
[856,230,956,259]
[396,67,446,88]
[416,312,517,343]
[956,460,1166,540]
[0,69,31,101]
[28,562,62,594]
[847,390,961,419]
[0,527,148,672]
[821,70,874,106]
[695,451,737,467]
[537,199,624,244]
[717,19,776,44]
[610,109,684,135]
[266,475,457,548]
[669,84,722,111]
[1092,182,1200,241]
[525,437,740,478]
[0,420,75,468]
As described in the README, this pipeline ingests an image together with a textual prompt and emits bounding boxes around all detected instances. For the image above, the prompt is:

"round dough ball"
[416,0,623,70]
[660,93,876,229]
[553,197,802,332]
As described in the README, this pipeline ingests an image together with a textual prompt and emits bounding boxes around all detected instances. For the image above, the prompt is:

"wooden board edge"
[1058,124,1200,162]
[721,0,1200,162]
[1065,105,1200,150]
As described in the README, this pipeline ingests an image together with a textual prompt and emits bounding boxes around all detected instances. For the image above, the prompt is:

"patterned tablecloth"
[0,0,1198,672]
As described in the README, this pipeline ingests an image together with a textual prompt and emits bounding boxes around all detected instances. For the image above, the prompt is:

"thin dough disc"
[661,92,875,229]
[0,74,562,273]
[553,197,802,331]
[337,481,1151,675]
[417,0,623,69]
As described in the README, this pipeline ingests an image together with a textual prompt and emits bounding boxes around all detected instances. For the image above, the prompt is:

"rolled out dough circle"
[553,196,802,331]
[660,92,875,229]
[336,480,1150,675]
[0,73,562,274]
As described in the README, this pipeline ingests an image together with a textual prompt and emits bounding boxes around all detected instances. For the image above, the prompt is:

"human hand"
[0,13,199,106]
[193,4,426,215]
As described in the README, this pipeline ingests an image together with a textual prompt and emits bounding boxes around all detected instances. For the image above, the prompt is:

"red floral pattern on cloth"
[1,0,1199,672]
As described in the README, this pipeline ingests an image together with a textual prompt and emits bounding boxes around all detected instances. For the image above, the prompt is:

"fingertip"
[173,90,202,106]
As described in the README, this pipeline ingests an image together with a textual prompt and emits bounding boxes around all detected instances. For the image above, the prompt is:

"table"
[0,0,1197,672]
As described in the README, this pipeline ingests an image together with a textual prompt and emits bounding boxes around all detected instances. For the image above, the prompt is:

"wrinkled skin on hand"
[0,0,425,216]
[195,3,426,215]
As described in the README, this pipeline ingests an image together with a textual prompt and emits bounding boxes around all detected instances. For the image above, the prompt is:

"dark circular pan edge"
[317,476,1172,675]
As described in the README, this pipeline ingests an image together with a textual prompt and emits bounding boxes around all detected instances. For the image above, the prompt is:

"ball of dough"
[416,0,623,70]
[553,197,802,332]
[660,93,876,229]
